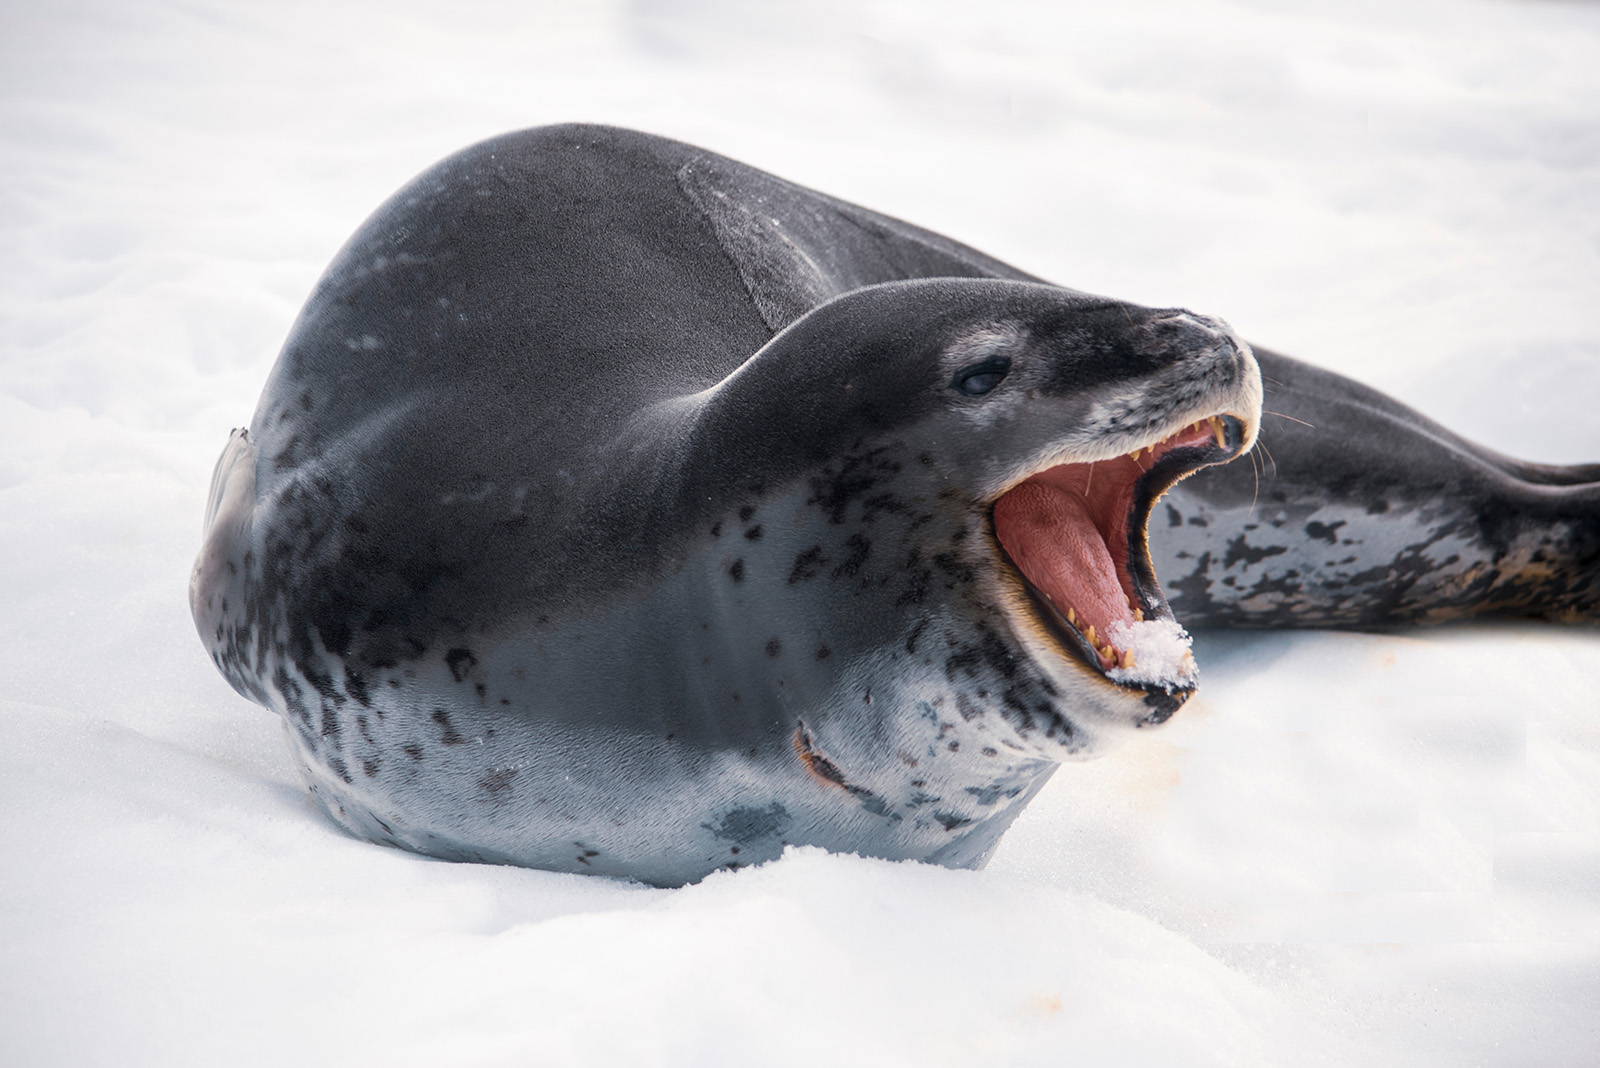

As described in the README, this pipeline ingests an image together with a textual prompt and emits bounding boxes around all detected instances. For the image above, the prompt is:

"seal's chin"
[993,414,1248,714]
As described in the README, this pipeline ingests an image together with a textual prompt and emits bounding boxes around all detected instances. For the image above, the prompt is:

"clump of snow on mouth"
[1105,618,1197,689]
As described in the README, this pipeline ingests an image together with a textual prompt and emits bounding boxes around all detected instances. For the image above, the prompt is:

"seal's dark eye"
[951,357,1011,397]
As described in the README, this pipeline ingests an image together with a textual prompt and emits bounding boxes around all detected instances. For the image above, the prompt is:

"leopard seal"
[191,124,1596,886]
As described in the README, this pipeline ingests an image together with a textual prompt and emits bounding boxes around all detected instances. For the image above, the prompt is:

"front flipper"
[190,428,271,702]
[1153,349,1600,627]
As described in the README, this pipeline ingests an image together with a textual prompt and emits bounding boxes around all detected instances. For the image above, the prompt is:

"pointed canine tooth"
[1066,607,1076,625]
[1134,608,1144,622]
[1121,649,1135,669]
[1210,416,1226,449]
[1102,643,1115,661]
[1085,625,1096,646]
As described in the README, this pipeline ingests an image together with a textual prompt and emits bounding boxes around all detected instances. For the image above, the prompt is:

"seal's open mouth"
[993,414,1248,705]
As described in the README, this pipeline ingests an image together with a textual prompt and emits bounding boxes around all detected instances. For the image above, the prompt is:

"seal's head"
[969,307,1259,729]
[695,278,1261,770]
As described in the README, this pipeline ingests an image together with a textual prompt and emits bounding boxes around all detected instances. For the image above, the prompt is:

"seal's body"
[1155,354,1600,627]
[192,125,1596,885]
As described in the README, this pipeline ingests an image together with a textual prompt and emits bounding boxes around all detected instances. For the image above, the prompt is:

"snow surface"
[3,1,1600,1065]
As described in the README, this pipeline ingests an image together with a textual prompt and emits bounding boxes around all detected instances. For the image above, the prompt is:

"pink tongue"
[994,481,1130,644]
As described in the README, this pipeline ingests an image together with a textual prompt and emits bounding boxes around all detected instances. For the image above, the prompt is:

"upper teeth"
[1124,415,1227,463]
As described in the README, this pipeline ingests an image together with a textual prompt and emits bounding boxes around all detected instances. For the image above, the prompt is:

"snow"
[3,0,1599,1065]
[1106,617,1196,689]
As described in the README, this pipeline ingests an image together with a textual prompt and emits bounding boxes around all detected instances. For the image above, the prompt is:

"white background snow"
[3,0,1598,1064]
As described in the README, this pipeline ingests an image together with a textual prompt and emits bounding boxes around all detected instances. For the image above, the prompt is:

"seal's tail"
[1481,476,1600,624]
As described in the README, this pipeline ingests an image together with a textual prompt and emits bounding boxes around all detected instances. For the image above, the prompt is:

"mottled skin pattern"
[192,124,1594,885]
[1155,353,1600,627]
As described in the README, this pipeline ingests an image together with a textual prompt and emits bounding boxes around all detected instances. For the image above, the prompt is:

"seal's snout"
[1132,310,1244,367]
[1126,308,1261,454]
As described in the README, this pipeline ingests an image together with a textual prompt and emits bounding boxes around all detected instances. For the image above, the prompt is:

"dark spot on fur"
[729,559,745,582]
[344,669,371,707]
[703,802,790,844]
[745,525,763,540]
[931,551,974,588]
[896,552,932,606]
[445,648,476,682]
[832,533,871,579]
[739,505,755,522]
[1001,687,1031,715]
[765,638,782,658]
[815,643,832,660]
[946,648,981,682]
[431,709,466,745]
[480,768,519,796]
[789,545,826,584]
[1223,536,1289,570]
[965,784,1005,806]
[1306,519,1346,545]
[403,744,423,761]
